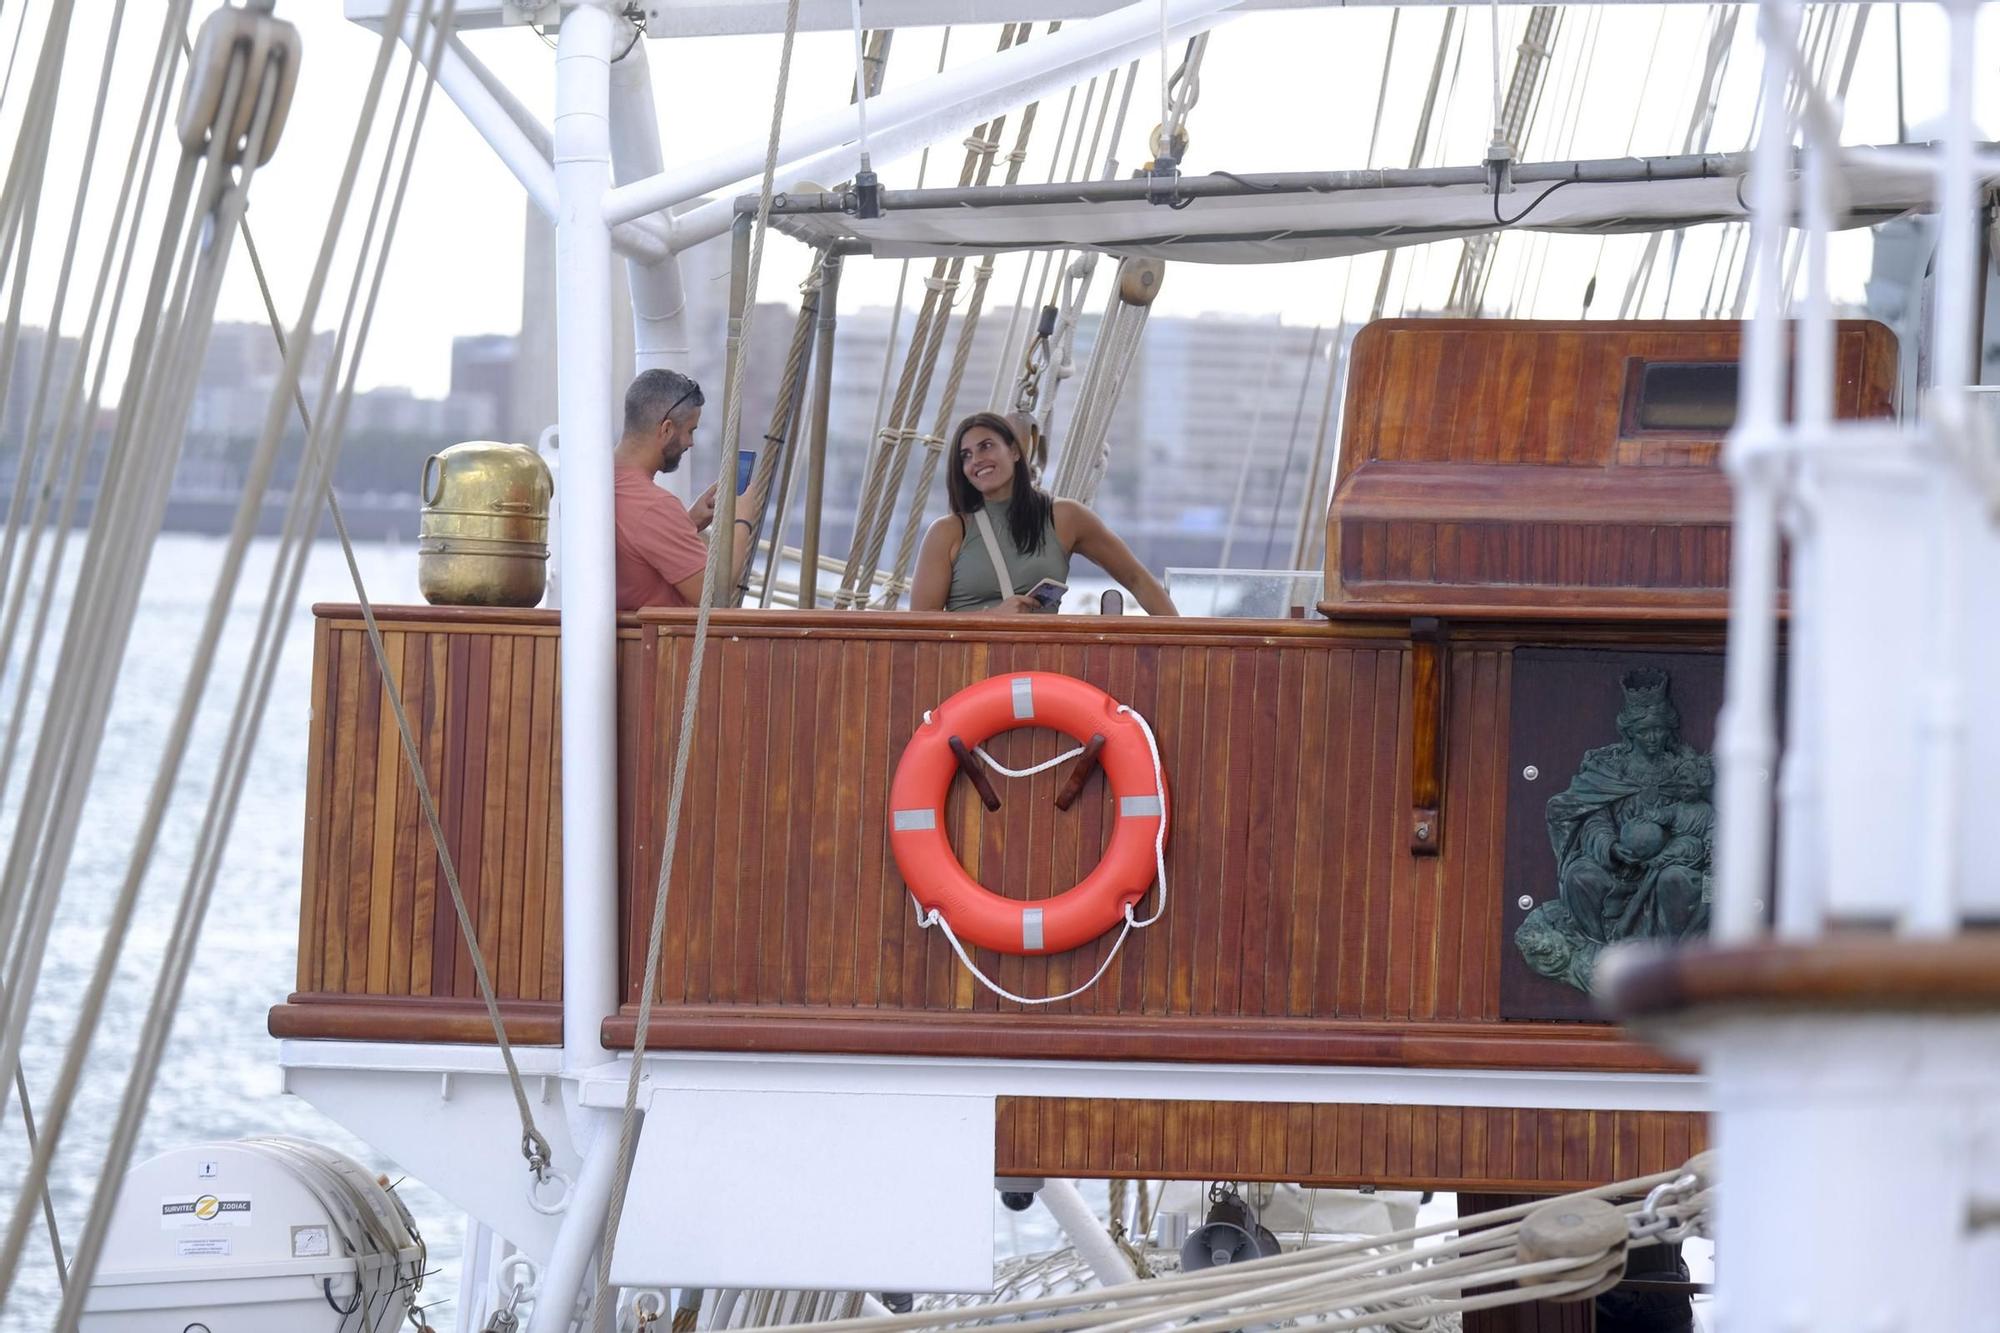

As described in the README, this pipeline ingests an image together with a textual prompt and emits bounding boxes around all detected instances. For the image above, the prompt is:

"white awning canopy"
[758,147,1970,264]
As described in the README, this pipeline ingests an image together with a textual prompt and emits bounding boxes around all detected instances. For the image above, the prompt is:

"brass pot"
[417,441,553,608]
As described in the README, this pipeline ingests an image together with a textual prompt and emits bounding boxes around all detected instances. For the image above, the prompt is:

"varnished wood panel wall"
[271,606,643,1044]
[994,1098,1707,1194]
[608,613,1675,1073]
[272,609,1688,1072]
[272,607,1706,1189]
[1338,523,1735,608]
[1324,319,1897,614]
[1335,319,1894,472]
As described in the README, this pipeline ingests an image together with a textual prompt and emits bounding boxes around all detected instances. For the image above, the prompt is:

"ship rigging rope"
[1620,5,1736,319]
[989,73,1072,415]
[757,29,890,607]
[0,0,157,808]
[1657,6,1739,316]
[0,0,148,788]
[734,258,823,605]
[1013,61,1134,445]
[875,39,1056,606]
[13,1066,67,1292]
[1039,32,1195,504]
[749,260,826,605]
[599,4,803,1326]
[869,30,949,454]
[1288,313,1349,572]
[741,1161,1710,1333]
[0,0,183,968]
[840,26,1023,606]
[0,4,185,908]
[838,22,1024,608]
[1024,39,1152,490]
[1248,324,1322,570]
[0,0,345,1308]
[0,0,133,1297]
[989,61,1093,415]
[203,0,559,1198]
[0,0,123,636]
[0,0,78,591]
[36,4,475,1319]
[0,0,32,117]
[0,0,212,1124]
[849,0,870,171]
[1370,9,1457,324]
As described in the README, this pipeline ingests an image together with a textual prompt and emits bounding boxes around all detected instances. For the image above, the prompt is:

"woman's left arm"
[1058,500,1180,616]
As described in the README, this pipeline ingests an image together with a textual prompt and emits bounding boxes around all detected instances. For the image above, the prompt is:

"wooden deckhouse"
[272,317,1895,1316]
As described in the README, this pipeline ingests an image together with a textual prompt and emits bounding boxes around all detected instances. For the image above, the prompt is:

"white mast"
[552,0,621,1089]
[1608,1,2000,1327]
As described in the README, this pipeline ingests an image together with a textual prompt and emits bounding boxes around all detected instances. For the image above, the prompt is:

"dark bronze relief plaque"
[1500,648,1725,1022]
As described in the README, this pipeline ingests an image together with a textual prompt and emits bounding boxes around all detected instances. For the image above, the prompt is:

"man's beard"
[661,446,684,473]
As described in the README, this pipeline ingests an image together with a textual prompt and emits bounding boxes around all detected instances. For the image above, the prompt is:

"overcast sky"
[3,1,1994,399]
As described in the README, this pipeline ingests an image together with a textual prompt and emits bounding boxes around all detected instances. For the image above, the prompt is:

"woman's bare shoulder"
[1051,498,1101,542]
[922,512,966,553]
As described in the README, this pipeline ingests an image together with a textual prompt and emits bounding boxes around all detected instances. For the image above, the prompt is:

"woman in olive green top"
[910,412,1179,616]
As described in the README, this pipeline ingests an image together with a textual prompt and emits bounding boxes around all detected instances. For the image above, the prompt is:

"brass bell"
[417,442,553,608]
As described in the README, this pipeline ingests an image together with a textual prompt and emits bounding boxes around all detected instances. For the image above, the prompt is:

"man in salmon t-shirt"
[611,369,752,611]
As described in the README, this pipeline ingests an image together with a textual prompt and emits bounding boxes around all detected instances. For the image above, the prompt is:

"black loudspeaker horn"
[1180,1189,1282,1271]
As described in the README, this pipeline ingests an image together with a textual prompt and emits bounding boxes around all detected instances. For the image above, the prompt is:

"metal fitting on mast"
[1142,123,1186,207]
[178,2,302,166]
[1484,139,1515,196]
[849,162,883,219]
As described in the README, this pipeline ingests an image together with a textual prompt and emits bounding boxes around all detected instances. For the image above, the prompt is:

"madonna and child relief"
[1513,666,1717,996]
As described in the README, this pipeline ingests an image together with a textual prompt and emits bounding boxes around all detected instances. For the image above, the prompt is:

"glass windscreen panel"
[1164,568,1323,618]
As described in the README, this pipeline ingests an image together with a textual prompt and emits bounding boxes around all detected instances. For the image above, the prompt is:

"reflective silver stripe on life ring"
[1120,795,1163,817]
[892,808,937,831]
[1011,677,1035,719]
[1021,907,1045,951]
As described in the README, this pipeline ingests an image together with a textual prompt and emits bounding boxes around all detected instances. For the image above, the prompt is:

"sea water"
[0,534,471,1329]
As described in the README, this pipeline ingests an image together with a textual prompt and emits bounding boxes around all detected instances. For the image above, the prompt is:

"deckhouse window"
[1623,359,1740,436]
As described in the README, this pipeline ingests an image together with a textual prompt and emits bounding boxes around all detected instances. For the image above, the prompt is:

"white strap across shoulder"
[972,507,1017,600]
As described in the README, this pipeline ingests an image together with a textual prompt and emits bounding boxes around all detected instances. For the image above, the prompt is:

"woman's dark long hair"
[947,412,1054,557]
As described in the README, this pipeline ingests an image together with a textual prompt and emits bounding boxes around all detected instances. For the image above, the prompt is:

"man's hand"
[689,481,718,532]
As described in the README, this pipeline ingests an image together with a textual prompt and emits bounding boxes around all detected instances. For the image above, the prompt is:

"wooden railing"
[277,606,645,1044]
[269,604,1713,1188]
[273,606,1709,1069]
[607,611,1669,1071]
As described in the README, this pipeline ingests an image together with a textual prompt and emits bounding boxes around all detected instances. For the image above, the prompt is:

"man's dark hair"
[624,368,704,434]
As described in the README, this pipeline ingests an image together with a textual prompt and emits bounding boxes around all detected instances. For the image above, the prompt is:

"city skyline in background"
[3,3,1992,405]
[0,196,1972,583]
[1,290,1346,576]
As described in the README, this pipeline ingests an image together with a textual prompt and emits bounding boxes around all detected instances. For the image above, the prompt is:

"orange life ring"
[888,672,1167,956]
